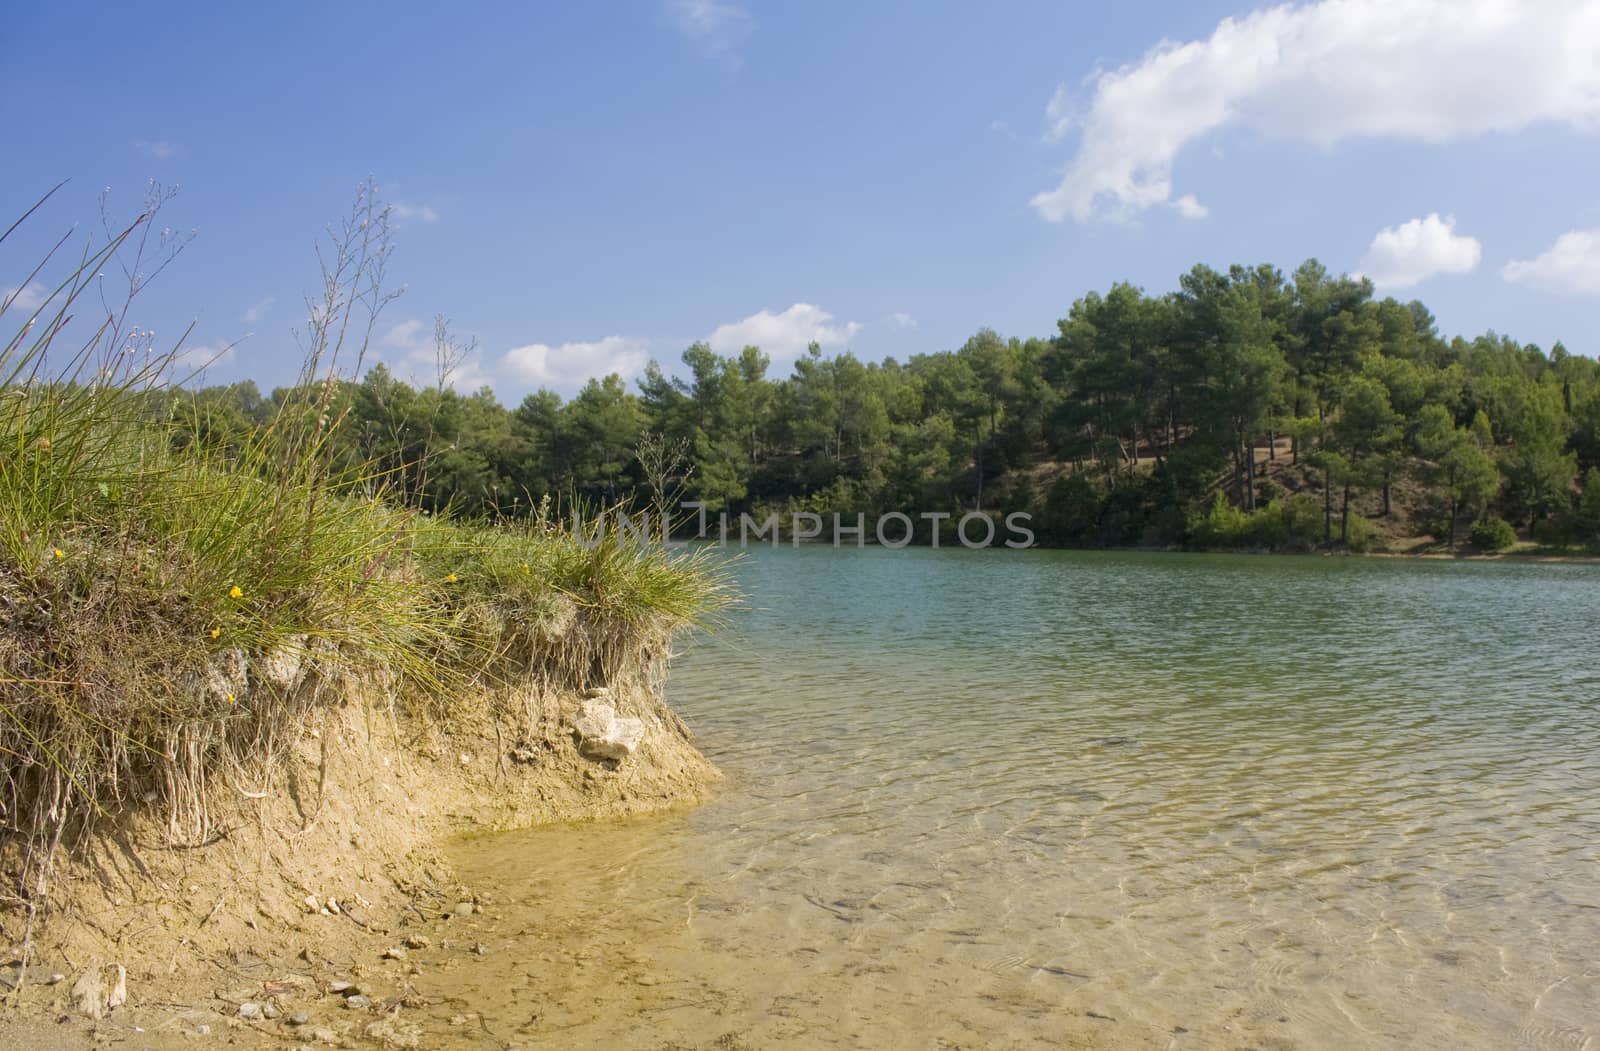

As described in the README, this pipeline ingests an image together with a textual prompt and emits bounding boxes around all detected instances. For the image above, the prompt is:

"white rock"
[69,962,124,1018]
[258,636,307,691]
[71,966,105,1019]
[203,648,249,705]
[573,700,645,760]
[573,700,614,741]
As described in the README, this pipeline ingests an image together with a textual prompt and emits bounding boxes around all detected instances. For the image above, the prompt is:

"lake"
[421,547,1600,1049]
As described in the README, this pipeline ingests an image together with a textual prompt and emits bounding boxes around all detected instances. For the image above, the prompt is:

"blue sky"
[3,0,1598,400]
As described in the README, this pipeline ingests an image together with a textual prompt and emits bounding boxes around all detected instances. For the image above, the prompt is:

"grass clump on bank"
[0,183,731,911]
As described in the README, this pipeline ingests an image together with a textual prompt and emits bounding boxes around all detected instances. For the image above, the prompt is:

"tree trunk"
[1323,467,1333,549]
[1382,479,1392,517]
[1246,443,1257,510]
[1231,434,1245,508]
[1340,482,1351,545]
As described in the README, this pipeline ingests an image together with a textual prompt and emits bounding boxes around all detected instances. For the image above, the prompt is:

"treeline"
[175,259,1600,552]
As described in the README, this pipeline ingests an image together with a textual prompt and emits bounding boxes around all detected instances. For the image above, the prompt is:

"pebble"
[196,1024,211,1036]
[473,944,489,956]
[345,994,373,1010]
[287,1011,310,1026]
[238,1002,262,1020]
[403,934,432,950]
[383,947,407,961]
[452,902,476,918]
[328,980,355,994]
[262,1003,281,1020]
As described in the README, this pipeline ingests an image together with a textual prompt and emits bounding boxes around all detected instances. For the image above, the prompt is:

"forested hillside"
[178,260,1600,553]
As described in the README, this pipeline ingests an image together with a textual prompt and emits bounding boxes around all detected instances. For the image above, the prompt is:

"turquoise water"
[428,549,1600,1049]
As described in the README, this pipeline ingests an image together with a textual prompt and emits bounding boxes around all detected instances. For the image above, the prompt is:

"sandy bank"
[0,668,718,1048]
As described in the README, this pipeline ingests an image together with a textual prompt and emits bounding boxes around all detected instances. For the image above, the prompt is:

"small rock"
[311,1026,339,1044]
[383,947,407,961]
[458,753,472,765]
[365,1017,422,1048]
[238,1002,262,1020]
[328,979,356,994]
[473,944,489,956]
[107,964,126,1011]
[196,1024,211,1036]
[345,994,373,1010]
[326,898,341,915]
[287,1011,311,1026]
[303,895,321,914]
[452,902,476,918]
[573,700,645,760]
[262,1003,281,1020]
[402,935,431,950]
[71,967,105,1019]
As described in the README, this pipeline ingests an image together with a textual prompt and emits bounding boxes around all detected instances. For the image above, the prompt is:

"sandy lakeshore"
[0,671,719,1049]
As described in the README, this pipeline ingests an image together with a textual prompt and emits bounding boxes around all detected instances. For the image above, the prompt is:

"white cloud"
[500,336,650,388]
[2,281,47,314]
[1043,84,1076,142]
[382,318,429,352]
[1171,194,1209,221]
[1502,228,1600,294]
[390,201,440,224]
[891,312,918,329]
[707,303,860,360]
[174,342,236,372]
[1359,213,1482,289]
[1032,0,1600,222]
[668,0,753,66]
[134,139,181,160]
[377,317,494,391]
[242,297,274,324]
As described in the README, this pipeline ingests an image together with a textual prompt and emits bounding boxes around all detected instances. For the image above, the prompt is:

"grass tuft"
[0,185,732,917]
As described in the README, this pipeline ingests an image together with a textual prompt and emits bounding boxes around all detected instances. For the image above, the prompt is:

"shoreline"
[0,674,719,1048]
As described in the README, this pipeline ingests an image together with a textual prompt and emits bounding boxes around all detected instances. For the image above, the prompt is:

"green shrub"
[1187,491,1250,548]
[1469,515,1517,553]
[1532,515,1574,549]
[1343,512,1375,553]
[1249,494,1324,552]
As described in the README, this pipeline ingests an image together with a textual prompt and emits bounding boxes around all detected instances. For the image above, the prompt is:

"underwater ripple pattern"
[421,549,1600,1049]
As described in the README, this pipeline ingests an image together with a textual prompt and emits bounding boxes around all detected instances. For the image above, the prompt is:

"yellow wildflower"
[229,585,243,599]
[210,627,221,639]
[521,562,530,573]
[53,548,65,560]
[226,693,236,705]
[445,573,458,583]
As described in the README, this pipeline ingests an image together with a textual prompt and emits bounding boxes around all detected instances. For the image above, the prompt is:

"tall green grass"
[0,184,732,911]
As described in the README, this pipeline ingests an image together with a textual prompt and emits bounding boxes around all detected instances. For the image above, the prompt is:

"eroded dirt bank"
[0,673,718,1049]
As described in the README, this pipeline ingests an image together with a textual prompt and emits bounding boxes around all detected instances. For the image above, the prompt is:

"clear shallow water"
[420,548,1600,1049]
